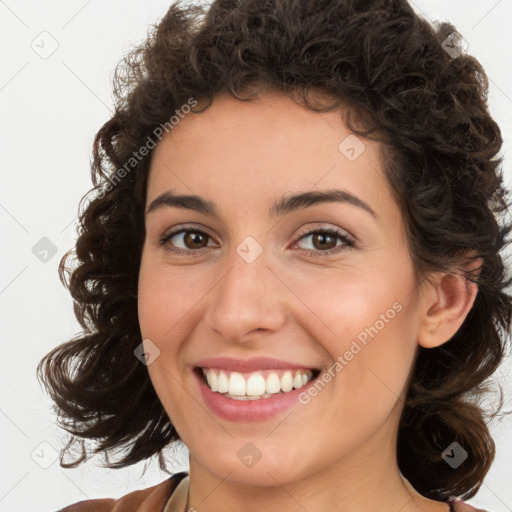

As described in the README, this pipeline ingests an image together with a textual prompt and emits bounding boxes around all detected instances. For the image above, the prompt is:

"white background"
[1,1,511,511]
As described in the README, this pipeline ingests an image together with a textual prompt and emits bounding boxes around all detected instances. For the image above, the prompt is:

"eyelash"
[158,225,355,257]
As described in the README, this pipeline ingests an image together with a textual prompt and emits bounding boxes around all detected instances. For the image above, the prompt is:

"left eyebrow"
[146,188,377,220]
[269,189,377,220]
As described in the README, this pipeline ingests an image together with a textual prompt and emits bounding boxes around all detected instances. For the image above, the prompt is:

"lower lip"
[193,369,317,422]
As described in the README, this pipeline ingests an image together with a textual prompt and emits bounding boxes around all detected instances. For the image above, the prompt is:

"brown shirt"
[58,472,489,512]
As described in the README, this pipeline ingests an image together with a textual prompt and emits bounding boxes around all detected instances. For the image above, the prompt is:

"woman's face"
[138,92,425,486]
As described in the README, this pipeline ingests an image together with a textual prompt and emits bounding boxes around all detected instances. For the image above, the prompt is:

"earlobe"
[417,258,481,349]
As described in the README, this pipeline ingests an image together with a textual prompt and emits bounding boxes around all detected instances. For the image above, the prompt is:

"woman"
[38,0,511,511]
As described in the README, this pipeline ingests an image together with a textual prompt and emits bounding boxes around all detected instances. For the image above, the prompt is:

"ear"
[417,257,481,349]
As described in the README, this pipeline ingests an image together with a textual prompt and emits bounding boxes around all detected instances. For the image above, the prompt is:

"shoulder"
[56,472,188,512]
[450,498,491,512]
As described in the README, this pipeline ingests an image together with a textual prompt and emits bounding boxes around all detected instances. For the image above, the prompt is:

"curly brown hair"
[37,0,512,502]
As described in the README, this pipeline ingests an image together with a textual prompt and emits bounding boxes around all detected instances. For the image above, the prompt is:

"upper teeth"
[202,368,315,396]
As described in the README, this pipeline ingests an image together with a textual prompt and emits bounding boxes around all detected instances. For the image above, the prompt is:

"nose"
[203,244,288,343]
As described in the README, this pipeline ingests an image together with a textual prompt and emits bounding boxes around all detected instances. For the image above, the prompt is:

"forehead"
[148,92,392,223]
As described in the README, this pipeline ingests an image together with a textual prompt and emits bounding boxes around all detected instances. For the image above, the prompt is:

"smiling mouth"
[194,367,322,400]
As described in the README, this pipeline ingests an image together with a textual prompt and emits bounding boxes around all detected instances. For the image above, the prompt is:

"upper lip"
[194,356,320,373]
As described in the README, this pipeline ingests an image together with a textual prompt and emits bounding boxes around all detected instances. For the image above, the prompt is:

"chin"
[190,441,321,488]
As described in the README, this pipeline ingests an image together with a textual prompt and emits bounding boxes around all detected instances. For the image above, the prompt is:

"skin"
[137,91,478,512]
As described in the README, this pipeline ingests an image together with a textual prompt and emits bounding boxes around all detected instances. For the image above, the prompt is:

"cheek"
[137,258,212,411]
[137,265,192,429]
[137,259,207,341]
[288,264,418,398]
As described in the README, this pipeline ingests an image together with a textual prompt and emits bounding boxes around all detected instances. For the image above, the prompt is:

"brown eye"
[295,228,355,255]
[159,228,214,254]
[182,231,208,249]
[311,232,337,250]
